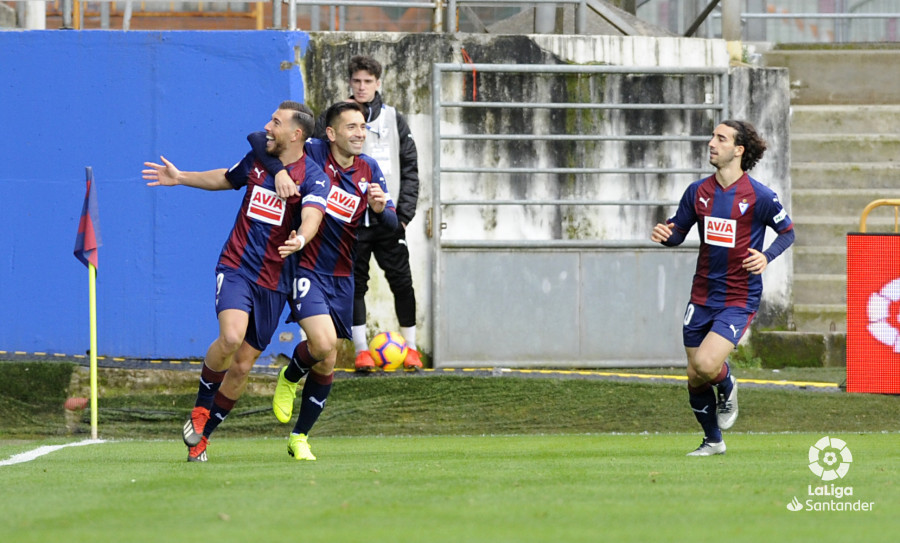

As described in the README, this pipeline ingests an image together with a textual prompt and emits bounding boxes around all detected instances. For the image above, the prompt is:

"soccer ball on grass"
[368,332,408,371]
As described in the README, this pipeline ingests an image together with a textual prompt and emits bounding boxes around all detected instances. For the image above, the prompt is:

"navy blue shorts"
[214,265,287,352]
[682,303,756,348]
[287,267,353,340]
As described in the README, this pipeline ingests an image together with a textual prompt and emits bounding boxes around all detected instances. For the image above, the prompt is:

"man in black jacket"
[315,55,422,371]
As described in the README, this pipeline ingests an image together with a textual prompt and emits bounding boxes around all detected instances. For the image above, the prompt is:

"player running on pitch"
[651,120,794,456]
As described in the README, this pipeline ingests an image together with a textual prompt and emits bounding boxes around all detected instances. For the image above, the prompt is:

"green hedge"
[0,361,74,436]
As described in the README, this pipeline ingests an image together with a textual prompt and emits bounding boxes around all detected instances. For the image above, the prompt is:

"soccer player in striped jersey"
[245,101,398,460]
[143,101,329,462]
[651,120,794,456]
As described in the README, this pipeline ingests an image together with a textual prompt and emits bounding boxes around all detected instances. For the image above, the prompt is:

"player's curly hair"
[349,55,383,80]
[722,119,767,171]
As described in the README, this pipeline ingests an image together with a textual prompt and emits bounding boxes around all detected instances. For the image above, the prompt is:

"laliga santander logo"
[808,436,852,481]
[787,436,874,512]
[867,277,900,352]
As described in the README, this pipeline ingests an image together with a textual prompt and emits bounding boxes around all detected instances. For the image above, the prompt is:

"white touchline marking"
[0,439,106,467]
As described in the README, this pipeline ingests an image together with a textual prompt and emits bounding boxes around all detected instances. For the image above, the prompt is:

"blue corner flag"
[74,167,102,268]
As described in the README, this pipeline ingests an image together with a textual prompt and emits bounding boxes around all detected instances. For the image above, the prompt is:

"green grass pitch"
[1,432,897,543]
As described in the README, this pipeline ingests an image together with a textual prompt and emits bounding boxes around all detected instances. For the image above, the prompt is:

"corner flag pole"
[88,259,98,439]
[74,166,102,440]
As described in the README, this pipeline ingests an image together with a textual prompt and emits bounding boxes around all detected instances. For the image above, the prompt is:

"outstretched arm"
[143,156,230,190]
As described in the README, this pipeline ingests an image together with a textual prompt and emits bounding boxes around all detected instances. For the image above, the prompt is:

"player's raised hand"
[274,169,299,199]
[367,182,388,213]
[278,230,306,258]
[742,248,768,275]
[651,222,674,243]
[143,156,180,187]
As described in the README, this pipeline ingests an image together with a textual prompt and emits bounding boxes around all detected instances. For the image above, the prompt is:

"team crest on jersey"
[358,178,368,194]
[247,185,285,226]
[704,216,736,248]
[738,199,749,215]
[326,185,361,223]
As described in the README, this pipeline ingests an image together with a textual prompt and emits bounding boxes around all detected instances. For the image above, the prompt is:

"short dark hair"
[721,119,767,171]
[348,55,382,80]
[278,100,315,140]
[324,101,365,129]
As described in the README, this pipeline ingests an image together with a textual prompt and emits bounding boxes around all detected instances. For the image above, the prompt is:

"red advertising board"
[846,233,900,394]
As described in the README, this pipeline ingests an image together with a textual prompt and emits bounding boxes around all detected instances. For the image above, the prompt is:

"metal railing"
[860,199,900,233]
[666,1,900,43]
[10,0,900,41]
[445,0,587,33]
[430,62,728,250]
[429,63,727,367]
[10,0,265,30]
[281,0,441,31]
[723,11,900,43]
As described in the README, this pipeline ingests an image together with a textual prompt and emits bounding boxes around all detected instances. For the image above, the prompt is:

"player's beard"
[268,138,287,157]
[708,146,740,170]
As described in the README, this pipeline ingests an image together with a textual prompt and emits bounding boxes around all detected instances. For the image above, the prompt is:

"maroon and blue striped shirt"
[300,138,397,277]
[663,173,794,310]
[220,152,328,293]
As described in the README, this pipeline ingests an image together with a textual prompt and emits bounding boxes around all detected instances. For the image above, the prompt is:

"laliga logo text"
[786,436,874,513]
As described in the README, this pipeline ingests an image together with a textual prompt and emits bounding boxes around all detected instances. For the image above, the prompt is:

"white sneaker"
[687,438,726,456]
[716,375,738,430]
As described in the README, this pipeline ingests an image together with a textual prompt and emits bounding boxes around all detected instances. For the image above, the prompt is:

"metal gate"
[430,63,729,368]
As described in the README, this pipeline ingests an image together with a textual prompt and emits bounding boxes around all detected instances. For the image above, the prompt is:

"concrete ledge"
[753,331,846,368]
[791,105,900,135]
[792,304,846,333]
[764,49,900,104]
[792,162,900,190]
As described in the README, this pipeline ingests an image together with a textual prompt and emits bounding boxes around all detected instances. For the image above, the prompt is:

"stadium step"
[753,331,846,368]
[791,105,900,135]
[763,49,900,105]
[792,246,845,276]
[791,162,900,190]
[792,304,847,334]
[791,134,900,163]
[793,274,846,306]
[792,188,900,217]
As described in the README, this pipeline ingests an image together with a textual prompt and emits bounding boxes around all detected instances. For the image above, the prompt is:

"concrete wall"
[728,66,793,326]
[300,33,791,346]
[0,30,791,364]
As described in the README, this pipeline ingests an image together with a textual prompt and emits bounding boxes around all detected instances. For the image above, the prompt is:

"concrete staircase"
[791,105,900,334]
[757,47,900,367]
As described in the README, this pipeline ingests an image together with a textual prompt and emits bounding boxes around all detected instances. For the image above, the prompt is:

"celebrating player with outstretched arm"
[143,101,329,463]
[651,120,795,456]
